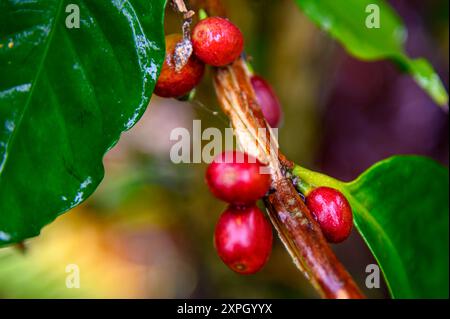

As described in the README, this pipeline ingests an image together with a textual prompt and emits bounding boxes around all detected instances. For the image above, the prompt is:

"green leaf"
[0,0,166,245]
[295,0,448,108]
[293,156,449,298]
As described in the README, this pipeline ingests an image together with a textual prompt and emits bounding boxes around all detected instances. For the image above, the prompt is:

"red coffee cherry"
[251,75,282,127]
[154,34,205,98]
[214,205,273,274]
[306,187,353,243]
[206,151,271,204]
[192,17,244,67]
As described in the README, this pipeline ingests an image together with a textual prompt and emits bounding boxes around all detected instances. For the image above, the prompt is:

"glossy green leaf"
[295,0,448,108]
[293,156,449,298]
[0,0,166,245]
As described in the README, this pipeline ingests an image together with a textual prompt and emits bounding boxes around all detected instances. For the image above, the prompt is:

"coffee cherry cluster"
[154,16,284,128]
[304,186,353,243]
[206,151,273,274]
[155,17,244,99]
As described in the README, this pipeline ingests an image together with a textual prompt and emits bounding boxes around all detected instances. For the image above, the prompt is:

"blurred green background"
[0,0,447,298]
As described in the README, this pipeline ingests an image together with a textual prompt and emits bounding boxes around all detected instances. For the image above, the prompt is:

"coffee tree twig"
[213,59,364,299]
[187,0,365,298]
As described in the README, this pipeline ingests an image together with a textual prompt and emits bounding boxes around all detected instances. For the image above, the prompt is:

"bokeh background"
[0,0,448,298]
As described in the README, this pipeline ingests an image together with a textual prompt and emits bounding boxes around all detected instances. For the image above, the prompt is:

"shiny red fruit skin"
[306,187,353,243]
[154,34,205,98]
[192,17,244,67]
[214,205,273,274]
[206,151,271,204]
[251,75,282,127]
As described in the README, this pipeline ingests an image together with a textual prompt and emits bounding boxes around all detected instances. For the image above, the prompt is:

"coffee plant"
[0,0,448,299]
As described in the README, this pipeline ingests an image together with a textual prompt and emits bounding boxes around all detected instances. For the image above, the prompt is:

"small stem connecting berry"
[171,0,195,20]
[170,0,195,71]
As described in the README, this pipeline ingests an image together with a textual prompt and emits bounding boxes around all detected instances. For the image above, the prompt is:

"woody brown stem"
[172,0,195,19]
[213,58,364,298]
[264,180,364,298]
[193,0,364,299]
